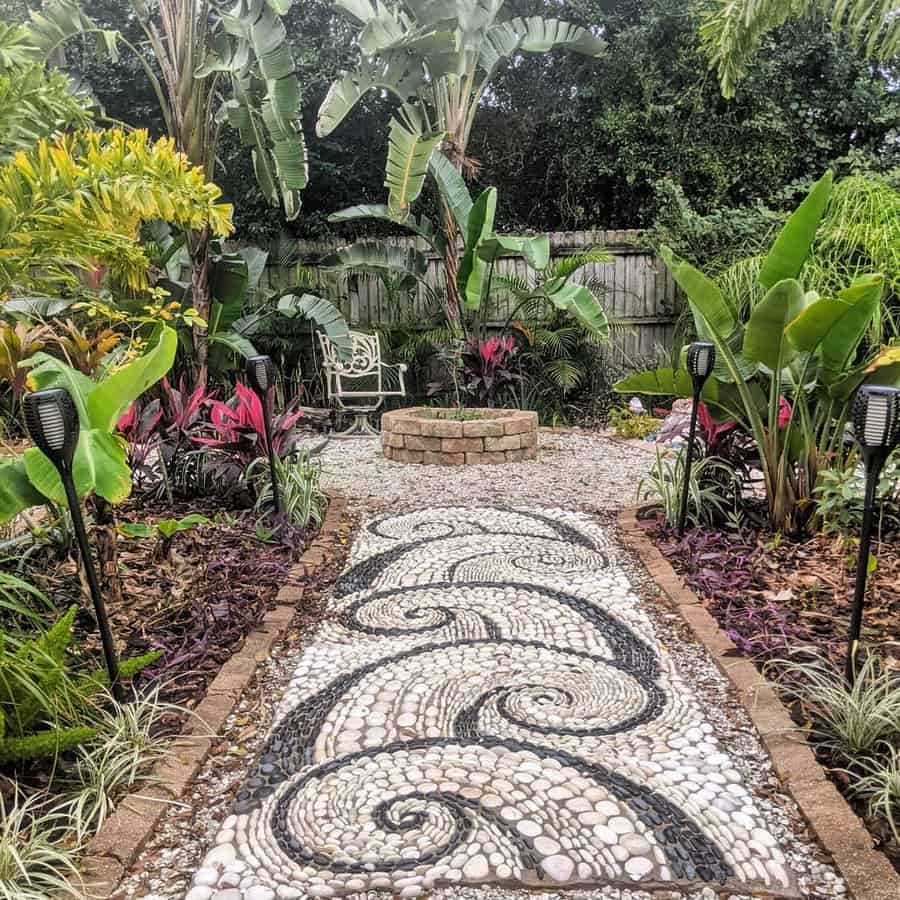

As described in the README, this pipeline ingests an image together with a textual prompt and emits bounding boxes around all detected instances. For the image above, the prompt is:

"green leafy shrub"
[608,407,660,440]
[0,607,161,763]
[815,451,900,537]
[119,514,211,559]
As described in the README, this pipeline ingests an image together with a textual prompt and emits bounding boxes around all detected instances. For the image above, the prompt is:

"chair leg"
[333,411,379,437]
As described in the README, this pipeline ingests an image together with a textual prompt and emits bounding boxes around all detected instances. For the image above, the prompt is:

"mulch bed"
[645,514,900,671]
[23,496,317,711]
[641,511,900,870]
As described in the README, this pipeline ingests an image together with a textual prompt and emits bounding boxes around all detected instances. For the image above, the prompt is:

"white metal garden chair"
[317,330,408,436]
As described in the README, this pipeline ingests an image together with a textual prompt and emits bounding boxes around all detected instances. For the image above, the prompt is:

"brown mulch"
[646,514,900,671]
[24,496,316,710]
[644,513,900,869]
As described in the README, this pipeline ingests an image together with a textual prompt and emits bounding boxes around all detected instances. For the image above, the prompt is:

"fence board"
[237,229,679,370]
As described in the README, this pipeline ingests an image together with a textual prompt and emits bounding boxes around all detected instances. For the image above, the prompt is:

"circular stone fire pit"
[382,408,539,466]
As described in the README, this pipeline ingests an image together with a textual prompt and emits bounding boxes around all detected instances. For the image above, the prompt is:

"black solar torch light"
[845,385,900,685]
[676,341,716,537]
[246,355,281,515]
[24,388,124,702]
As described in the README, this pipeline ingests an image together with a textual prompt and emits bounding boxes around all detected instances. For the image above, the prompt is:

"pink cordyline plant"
[194,382,304,466]
[462,335,519,406]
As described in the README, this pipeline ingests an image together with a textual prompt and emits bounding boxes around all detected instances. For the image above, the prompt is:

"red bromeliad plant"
[194,382,304,467]
[462,336,520,407]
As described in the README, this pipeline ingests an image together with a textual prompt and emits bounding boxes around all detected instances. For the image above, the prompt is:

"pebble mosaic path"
[187,506,799,900]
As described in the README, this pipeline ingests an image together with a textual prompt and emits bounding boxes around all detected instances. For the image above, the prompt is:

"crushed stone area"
[296,431,654,513]
[113,441,846,900]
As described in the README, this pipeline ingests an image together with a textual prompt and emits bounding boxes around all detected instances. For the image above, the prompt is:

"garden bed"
[381,407,539,465]
[635,509,900,876]
[21,496,318,714]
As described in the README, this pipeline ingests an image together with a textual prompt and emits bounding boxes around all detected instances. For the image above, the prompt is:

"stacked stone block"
[381,408,539,465]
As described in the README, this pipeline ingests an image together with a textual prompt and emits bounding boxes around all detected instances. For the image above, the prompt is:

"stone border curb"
[382,407,538,465]
[80,494,348,899]
[618,507,900,900]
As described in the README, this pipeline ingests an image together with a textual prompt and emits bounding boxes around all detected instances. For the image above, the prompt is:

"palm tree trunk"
[188,225,212,386]
[441,209,463,335]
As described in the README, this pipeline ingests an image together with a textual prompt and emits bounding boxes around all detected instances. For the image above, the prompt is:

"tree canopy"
[21,0,900,239]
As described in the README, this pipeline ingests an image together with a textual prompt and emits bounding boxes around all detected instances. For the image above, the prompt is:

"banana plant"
[0,326,177,524]
[328,163,609,341]
[616,171,898,534]
[148,222,353,373]
[317,0,606,325]
[26,0,306,212]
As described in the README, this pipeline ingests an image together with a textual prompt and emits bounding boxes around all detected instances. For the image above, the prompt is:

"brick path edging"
[79,495,348,899]
[618,507,900,900]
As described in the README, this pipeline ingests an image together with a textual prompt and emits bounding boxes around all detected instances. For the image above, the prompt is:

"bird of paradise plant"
[617,171,900,534]
[318,0,606,326]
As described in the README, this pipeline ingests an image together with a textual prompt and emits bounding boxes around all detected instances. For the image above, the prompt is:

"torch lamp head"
[24,388,80,467]
[686,341,716,391]
[853,385,900,456]
[246,355,275,397]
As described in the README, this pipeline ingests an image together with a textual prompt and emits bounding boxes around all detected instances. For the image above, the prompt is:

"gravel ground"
[297,431,655,513]
[115,434,846,900]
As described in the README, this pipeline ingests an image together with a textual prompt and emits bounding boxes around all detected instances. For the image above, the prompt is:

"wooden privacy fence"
[249,229,681,368]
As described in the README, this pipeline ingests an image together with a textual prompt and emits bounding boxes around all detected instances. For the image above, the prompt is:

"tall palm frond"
[545,248,614,282]
[702,0,900,98]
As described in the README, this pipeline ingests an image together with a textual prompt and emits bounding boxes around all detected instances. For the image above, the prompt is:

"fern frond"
[494,273,533,298]
[546,358,585,392]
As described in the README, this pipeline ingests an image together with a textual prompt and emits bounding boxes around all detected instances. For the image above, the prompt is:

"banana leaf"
[660,245,739,340]
[276,293,352,359]
[758,171,833,291]
[0,460,45,525]
[785,274,884,385]
[743,278,807,370]
[385,117,444,217]
[427,151,472,234]
[457,187,497,309]
[477,235,550,269]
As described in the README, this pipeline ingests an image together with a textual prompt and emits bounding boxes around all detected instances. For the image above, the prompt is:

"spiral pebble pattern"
[188,506,797,900]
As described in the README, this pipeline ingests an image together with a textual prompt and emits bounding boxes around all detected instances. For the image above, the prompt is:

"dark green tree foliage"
[61,0,899,239]
[471,0,899,232]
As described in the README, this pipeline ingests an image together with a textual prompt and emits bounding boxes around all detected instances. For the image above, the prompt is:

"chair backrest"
[318,330,382,377]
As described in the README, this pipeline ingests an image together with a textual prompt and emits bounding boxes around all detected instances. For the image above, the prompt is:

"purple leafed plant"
[194,382,305,467]
[462,336,520,406]
[658,527,811,660]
